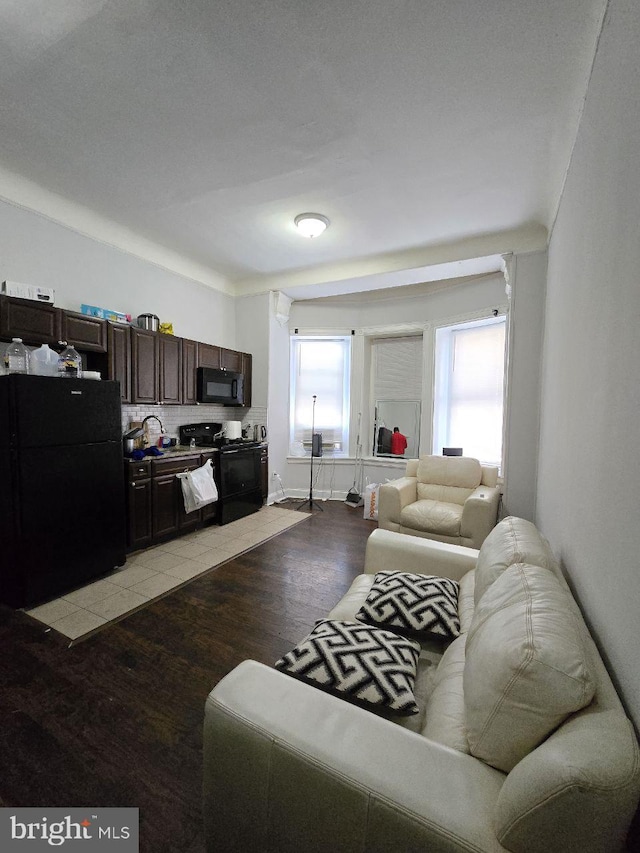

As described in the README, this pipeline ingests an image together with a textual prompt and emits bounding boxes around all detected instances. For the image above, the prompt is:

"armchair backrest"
[405,456,498,490]
[403,455,482,506]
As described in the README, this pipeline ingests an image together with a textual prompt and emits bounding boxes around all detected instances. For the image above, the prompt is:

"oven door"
[196,367,244,405]
[218,446,263,524]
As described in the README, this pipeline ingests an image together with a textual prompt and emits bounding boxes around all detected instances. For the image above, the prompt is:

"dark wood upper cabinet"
[242,352,252,408]
[197,343,220,369]
[107,322,132,403]
[159,334,182,405]
[220,347,242,372]
[182,338,198,405]
[131,326,159,404]
[0,295,60,345]
[60,311,107,353]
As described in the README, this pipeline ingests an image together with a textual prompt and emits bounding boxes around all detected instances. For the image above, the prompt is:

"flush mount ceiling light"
[294,213,330,238]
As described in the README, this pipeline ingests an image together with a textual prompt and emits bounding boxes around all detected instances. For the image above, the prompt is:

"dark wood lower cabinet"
[125,461,153,551]
[125,453,219,551]
[152,475,179,539]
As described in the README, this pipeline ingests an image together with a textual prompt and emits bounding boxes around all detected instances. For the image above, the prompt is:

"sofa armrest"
[204,660,506,853]
[364,528,479,581]
[378,477,417,528]
[460,486,501,548]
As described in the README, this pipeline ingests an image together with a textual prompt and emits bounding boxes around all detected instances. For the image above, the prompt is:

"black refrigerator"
[0,375,126,608]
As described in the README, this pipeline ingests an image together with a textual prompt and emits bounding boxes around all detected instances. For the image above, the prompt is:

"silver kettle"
[253,424,267,442]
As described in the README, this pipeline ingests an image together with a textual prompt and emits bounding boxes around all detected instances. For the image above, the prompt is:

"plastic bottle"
[4,338,30,374]
[57,341,82,378]
[31,343,59,376]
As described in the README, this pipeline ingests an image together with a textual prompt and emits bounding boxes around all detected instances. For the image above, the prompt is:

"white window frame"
[289,334,351,457]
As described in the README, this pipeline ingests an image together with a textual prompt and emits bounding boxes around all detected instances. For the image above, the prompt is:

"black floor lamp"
[298,395,323,513]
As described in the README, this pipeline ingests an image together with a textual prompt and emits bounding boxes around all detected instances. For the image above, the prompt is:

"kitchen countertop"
[124,442,267,462]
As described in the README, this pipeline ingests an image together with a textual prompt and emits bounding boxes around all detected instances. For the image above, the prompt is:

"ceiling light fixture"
[294,213,330,238]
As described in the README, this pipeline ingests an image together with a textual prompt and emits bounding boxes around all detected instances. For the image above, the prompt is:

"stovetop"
[218,439,263,452]
[178,422,263,451]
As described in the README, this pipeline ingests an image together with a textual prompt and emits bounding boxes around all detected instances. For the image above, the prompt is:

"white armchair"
[378,454,500,549]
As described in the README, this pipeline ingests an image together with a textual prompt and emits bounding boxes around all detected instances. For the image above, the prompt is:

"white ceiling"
[0,0,605,298]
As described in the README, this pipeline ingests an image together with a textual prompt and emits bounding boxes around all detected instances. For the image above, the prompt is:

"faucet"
[141,414,165,446]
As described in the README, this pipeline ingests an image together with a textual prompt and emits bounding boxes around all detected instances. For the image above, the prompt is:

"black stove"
[219,440,262,452]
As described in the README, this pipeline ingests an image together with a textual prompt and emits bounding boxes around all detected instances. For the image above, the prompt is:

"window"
[290,336,351,455]
[432,316,506,468]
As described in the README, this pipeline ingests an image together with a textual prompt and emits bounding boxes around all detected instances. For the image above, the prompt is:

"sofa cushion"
[356,571,460,641]
[275,619,421,715]
[422,634,470,753]
[474,515,557,604]
[464,563,596,772]
[401,499,463,536]
[457,569,476,634]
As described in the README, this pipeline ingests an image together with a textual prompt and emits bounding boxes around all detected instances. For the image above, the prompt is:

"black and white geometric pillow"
[275,619,421,715]
[356,571,460,641]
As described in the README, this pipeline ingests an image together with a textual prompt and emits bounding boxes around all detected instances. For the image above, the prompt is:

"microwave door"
[206,378,232,401]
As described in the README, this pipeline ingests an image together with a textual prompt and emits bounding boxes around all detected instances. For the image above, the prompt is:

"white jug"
[31,343,59,376]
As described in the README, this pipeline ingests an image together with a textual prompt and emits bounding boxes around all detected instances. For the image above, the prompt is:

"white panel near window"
[433,317,506,468]
[290,336,351,454]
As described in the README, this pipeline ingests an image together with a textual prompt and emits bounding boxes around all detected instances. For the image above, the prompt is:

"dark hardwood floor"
[0,501,376,852]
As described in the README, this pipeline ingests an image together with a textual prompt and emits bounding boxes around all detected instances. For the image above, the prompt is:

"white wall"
[536,0,640,728]
[0,198,235,347]
[502,250,547,520]
[268,292,292,502]
[290,274,505,330]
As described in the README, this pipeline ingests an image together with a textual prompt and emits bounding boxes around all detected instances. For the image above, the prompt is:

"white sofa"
[203,517,640,853]
[378,454,501,549]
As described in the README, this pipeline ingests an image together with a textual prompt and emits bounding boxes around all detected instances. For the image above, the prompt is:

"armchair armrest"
[378,476,417,527]
[364,528,479,581]
[460,486,501,548]
[204,660,506,853]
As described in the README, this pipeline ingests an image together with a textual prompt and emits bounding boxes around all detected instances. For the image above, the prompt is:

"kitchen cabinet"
[0,295,60,345]
[126,461,153,551]
[242,352,252,408]
[158,334,182,404]
[126,452,217,550]
[182,338,198,405]
[130,328,183,405]
[131,326,159,404]
[107,322,132,403]
[197,343,220,369]
[153,455,203,534]
[60,311,107,353]
[0,296,254,411]
[220,347,242,372]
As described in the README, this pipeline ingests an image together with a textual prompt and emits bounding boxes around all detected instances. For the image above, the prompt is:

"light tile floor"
[26,505,309,642]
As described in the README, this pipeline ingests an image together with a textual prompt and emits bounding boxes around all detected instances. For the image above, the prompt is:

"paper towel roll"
[223,420,242,440]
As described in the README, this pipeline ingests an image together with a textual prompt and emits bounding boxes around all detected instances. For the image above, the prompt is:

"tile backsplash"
[121,404,267,444]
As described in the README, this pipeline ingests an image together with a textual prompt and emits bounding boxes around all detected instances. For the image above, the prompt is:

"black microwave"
[196,367,245,406]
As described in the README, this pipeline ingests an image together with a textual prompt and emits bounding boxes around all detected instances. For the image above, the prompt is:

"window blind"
[290,337,350,452]
[433,318,505,467]
[373,336,423,400]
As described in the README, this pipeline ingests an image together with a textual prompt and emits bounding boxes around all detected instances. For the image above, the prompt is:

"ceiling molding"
[232,223,548,299]
[0,166,233,295]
